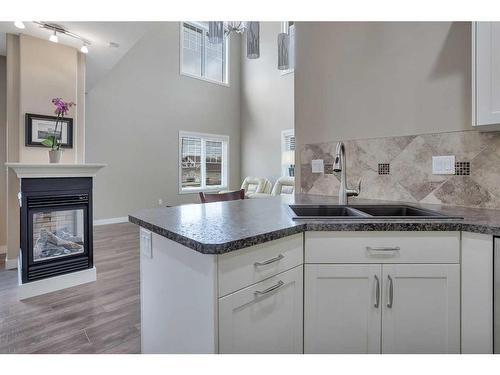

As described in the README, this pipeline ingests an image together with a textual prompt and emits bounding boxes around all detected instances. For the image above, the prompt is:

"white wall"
[295,22,471,146]
[86,23,241,220]
[241,22,294,182]
[18,34,84,163]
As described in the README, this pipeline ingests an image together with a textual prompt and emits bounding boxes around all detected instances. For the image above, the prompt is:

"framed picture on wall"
[25,113,73,148]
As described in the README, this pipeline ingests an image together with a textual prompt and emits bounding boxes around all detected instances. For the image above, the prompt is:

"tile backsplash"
[299,130,500,209]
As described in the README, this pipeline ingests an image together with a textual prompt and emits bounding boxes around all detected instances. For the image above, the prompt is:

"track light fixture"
[49,30,58,43]
[80,43,89,54]
[33,22,91,53]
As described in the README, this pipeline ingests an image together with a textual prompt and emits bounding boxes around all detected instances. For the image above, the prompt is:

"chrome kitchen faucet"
[333,141,361,205]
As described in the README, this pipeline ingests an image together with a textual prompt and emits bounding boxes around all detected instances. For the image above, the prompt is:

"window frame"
[178,130,230,194]
[281,129,295,177]
[179,22,230,87]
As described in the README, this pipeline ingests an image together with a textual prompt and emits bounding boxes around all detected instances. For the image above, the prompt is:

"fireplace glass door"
[32,208,86,262]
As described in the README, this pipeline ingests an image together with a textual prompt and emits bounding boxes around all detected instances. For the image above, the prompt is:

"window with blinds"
[281,129,296,177]
[181,22,229,85]
[284,133,296,151]
[179,131,229,193]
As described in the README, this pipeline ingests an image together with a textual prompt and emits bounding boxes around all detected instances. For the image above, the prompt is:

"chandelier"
[208,21,291,70]
[208,21,260,59]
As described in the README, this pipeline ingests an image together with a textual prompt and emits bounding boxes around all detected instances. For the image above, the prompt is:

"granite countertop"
[128,194,500,255]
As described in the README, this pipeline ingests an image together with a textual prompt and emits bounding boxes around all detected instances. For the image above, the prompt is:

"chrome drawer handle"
[366,246,400,252]
[254,254,284,267]
[374,275,380,308]
[254,280,284,296]
[387,275,394,308]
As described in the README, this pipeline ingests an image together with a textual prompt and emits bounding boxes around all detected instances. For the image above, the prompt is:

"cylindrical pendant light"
[246,22,260,59]
[208,22,224,44]
[278,32,290,70]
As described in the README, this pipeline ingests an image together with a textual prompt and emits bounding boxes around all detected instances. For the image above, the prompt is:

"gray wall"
[241,22,294,182]
[0,55,6,248]
[295,22,471,147]
[86,23,241,220]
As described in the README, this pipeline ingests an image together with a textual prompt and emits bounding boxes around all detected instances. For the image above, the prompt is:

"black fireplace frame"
[20,177,93,283]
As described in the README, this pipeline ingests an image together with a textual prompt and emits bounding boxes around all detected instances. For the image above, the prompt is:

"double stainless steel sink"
[288,204,462,220]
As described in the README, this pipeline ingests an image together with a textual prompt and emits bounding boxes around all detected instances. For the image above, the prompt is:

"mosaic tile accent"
[455,161,470,176]
[378,163,390,175]
[324,163,334,175]
[300,130,500,209]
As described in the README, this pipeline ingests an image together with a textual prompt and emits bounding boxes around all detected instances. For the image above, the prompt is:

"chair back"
[271,176,295,196]
[241,176,272,196]
[199,189,245,203]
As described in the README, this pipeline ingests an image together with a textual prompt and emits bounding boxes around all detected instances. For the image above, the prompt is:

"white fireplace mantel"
[5,163,106,179]
[5,162,106,299]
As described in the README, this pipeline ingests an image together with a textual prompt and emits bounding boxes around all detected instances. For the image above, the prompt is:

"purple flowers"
[42,98,76,150]
[52,98,75,116]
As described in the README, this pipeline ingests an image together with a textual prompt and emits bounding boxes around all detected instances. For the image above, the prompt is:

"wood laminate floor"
[0,223,141,354]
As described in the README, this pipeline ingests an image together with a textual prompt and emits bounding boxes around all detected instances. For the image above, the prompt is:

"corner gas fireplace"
[20,177,93,283]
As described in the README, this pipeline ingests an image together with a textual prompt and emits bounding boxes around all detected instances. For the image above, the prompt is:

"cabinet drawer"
[218,234,303,297]
[218,265,303,354]
[305,231,460,264]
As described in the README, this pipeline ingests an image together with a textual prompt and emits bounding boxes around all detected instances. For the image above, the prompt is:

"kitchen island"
[129,194,498,354]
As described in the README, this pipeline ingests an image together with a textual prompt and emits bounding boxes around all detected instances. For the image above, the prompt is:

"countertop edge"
[128,215,306,254]
[128,215,500,255]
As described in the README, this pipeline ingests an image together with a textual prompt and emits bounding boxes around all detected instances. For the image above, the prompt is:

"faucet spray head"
[333,142,343,172]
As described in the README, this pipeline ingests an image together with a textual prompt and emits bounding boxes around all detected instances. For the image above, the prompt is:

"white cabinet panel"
[473,22,500,126]
[461,232,493,354]
[141,234,218,354]
[304,264,382,353]
[218,265,303,354]
[381,264,460,354]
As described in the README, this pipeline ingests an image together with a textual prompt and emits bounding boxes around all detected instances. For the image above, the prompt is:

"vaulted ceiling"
[0,22,154,91]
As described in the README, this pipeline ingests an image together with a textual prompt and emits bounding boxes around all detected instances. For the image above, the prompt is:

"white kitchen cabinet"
[381,264,460,354]
[304,263,460,354]
[218,265,303,354]
[304,231,461,354]
[473,22,500,127]
[142,228,473,354]
[304,264,382,354]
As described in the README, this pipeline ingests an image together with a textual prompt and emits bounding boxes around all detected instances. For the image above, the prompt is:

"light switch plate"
[432,155,456,175]
[140,228,153,258]
[311,159,324,173]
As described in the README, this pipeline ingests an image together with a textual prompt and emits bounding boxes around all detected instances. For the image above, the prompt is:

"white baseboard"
[18,266,97,300]
[93,216,128,226]
[0,245,6,254]
[5,257,18,270]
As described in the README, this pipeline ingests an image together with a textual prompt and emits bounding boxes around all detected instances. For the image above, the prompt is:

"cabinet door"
[304,264,382,354]
[381,264,460,354]
[218,265,303,354]
[474,22,500,126]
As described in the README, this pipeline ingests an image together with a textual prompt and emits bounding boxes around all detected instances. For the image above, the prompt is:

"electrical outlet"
[432,155,456,175]
[140,228,153,259]
[158,198,163,206]
[311,159,324,173]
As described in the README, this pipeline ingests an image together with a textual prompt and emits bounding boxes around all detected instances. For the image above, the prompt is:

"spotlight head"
[49,31,58,43]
